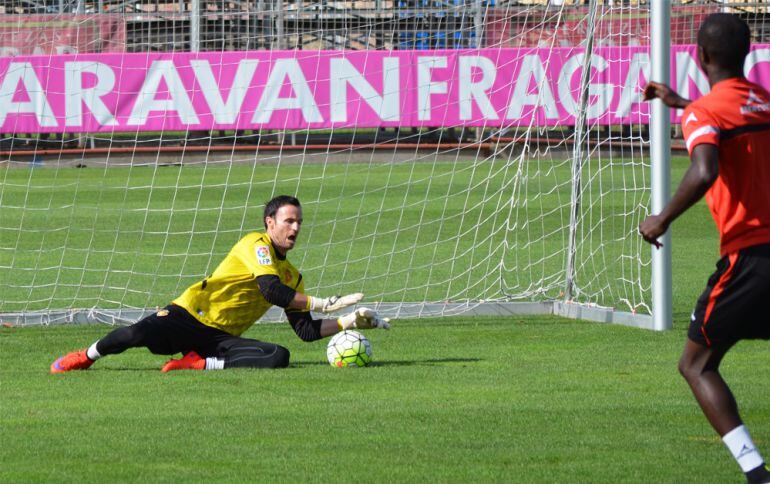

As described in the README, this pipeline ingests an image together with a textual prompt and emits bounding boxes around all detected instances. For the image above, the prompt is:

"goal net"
[0,1,720,328]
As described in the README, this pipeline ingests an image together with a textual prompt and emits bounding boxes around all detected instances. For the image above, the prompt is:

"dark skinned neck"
[706,68,745,87]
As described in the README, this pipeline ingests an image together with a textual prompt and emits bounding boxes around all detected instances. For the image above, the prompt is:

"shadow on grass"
[291,357,481,367]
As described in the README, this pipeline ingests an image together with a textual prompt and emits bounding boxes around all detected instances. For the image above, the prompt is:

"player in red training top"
[641,14,770,484]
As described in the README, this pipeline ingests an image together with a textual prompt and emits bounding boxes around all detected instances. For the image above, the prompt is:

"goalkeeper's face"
[266,204,303,254]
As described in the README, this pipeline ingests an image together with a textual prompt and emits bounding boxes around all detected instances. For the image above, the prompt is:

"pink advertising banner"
[1,46,770,133]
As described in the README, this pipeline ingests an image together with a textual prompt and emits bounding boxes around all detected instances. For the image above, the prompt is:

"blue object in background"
[415,31,430,49]
[398,31,413,49]
[453,31,463,48]
[434,31,447,49]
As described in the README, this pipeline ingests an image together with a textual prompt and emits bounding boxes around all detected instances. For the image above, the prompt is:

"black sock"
[746,464,770,484]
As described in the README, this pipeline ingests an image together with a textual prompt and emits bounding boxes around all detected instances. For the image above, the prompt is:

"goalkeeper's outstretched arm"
[286,308,391,342]
[294,292,364,313]
[256,275,363,313]
[257,276,390,340]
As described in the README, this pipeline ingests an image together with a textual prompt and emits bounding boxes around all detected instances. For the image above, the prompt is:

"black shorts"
[690,243,770,347]
[135,304,265,357]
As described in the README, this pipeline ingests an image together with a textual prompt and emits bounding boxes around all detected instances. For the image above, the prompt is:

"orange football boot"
[50,350,94,374]
[161,351,205,372]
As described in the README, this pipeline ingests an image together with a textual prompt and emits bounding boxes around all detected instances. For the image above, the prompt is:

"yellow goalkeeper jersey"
[173,232,304,336]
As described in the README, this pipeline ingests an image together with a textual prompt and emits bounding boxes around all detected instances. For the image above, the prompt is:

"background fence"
[1,0,769,55]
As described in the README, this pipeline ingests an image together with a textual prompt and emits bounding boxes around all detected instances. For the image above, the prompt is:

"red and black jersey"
[682,77,770,255]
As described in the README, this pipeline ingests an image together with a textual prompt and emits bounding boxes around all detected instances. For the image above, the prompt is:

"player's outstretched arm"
[256,276,362,313]
[338,308,391,330]
[298,292,364,313]
[639,144,718,245]
[286,291,363,313]
[643,81,692,109]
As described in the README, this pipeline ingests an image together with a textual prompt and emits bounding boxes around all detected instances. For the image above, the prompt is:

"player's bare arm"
[639,144,718,245]
[643,81,693,109]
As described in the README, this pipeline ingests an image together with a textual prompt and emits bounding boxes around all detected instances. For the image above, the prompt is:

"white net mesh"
[2,1,760,325]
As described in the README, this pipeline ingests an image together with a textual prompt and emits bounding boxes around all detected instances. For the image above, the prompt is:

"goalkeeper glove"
[306,293,363,313]
[337,308,391,330]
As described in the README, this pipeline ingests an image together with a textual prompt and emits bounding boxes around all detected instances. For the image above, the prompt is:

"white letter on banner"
[459,56,498,120]
[557,54,613,119]
[329,57,400,123]
[191,59,259,124]
[65,62,117,127]
[0,62,57,127]
[506,54,558,120]
[675,51,710,112]
[128,60,200,125]
[253,59,322,124]
[744,48,770,79]
[616,52,650,118]
[417,56,447,121]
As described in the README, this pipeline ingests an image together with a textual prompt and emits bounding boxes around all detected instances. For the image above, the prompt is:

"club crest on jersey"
[284,269,293,283]
[156,309,169,317]
[256,245,273,265]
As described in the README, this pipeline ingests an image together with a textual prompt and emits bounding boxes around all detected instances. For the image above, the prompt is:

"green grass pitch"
[1,156,768,482]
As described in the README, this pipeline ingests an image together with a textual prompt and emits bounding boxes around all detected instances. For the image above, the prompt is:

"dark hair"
[263,195,301,228]
[698,13,751,73]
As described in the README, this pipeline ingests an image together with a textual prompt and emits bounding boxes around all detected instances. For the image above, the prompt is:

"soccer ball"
[326,330,372,368]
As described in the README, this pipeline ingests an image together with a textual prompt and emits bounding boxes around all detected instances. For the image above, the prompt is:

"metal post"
[474,0,484,142]
[276,0,285,49]
[257,0,266,48]
[650,1,672,331]
[473,0,483,47]
[190,0,200,52]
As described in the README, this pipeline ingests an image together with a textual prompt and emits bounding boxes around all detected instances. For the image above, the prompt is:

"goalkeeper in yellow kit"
[51,195,390,373]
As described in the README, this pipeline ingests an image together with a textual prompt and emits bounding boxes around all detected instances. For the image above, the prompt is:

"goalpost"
[649,1,672,332]
[0,1,705,330]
